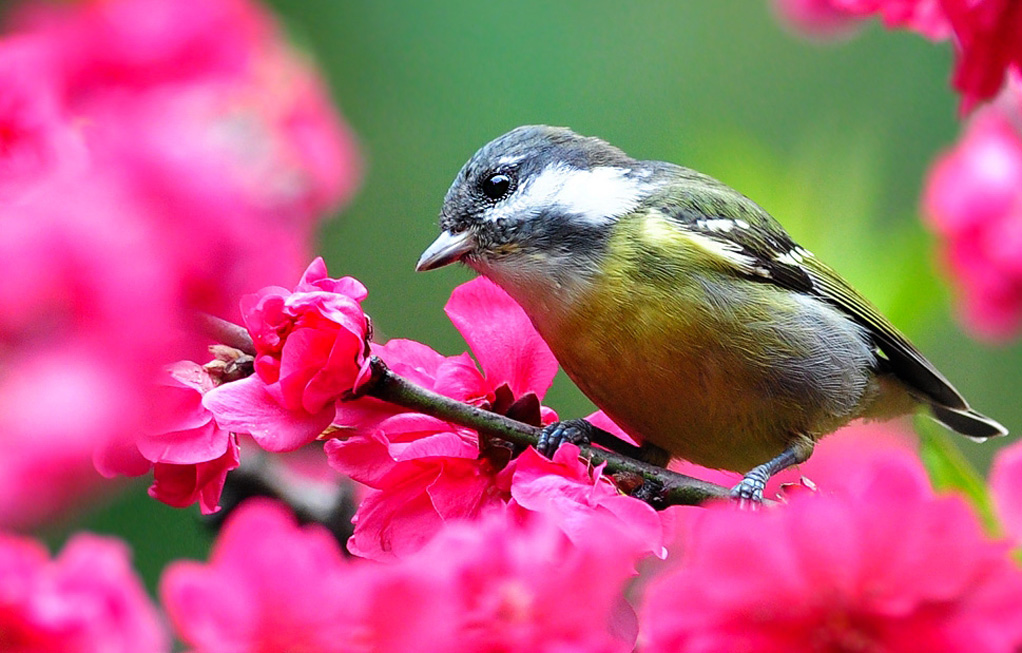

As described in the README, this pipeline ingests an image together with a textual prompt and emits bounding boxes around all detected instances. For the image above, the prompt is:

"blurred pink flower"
[924,104,1022,339]
[204,258,372,451]
[0,37,85,201]
[0,175,179,528]
[0,0,360,525]
[407,510,640,652]
[772,0,949,41]
[162,499,638,652]
[770,0,864,39]
[942,0,1022,113]
[834,0,950,38]
[641,455,1022,652]
[7,0,269,92]
[0,532,167,653]
[990,440,1022,544]
[0,351,122,529]
[161,499,369,653]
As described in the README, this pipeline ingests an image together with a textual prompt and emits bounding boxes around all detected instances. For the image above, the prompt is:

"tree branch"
[200,312,732,507]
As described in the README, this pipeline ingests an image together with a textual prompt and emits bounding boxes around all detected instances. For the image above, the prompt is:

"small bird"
[416,125,1007,501]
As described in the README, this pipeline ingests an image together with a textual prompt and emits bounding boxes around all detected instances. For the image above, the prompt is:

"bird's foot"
[537,419,594,458]
[729,466,770,508]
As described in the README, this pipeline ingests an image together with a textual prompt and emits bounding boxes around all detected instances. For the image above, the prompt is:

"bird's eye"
[481,172,513,200]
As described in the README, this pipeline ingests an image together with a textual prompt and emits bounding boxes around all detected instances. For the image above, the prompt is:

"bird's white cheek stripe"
[485,164,649,226]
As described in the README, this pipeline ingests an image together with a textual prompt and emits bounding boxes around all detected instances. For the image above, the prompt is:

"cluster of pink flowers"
[0,0,358,528]
[161,500,642,652]
[7,431,1021,651]
[771,0,1021,113]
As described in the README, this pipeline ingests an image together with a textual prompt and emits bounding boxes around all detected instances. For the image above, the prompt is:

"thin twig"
[199,313,256,355]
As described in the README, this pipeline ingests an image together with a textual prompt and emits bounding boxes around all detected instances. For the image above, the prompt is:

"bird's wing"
[656,180,969,410]
[798,255,967,410]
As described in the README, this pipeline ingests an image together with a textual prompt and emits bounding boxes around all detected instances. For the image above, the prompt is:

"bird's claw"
[537,419,593,458]
[729,467,769,508]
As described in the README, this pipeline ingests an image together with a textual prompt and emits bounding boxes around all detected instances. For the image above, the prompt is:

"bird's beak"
[416,230,476,271]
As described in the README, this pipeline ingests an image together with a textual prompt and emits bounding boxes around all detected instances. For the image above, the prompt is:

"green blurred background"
[57,1,1021,590]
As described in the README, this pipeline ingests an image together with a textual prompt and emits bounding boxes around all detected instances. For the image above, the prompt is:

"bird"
[416,125,1007,502]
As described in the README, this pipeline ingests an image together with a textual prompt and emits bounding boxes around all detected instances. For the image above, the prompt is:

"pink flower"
[923,104,1022,339]
[0,350,124,529]
[328,428,664,562]
[161,499,371,653]
[0,532,168,653]
[991,440,1022,544]
[204,258,372,451]
[640,456,1022,652]
[162,499,638,652]
[834,0,950,38]
[0,37,85,201]
[404,510,640,652]
[772,0,950,41]
[328,422,509,560]
[97,361,240,514]
[506,445,665,560]
[942,0,1022,113]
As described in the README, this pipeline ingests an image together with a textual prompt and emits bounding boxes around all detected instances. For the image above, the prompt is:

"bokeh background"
[42,1,1020,590]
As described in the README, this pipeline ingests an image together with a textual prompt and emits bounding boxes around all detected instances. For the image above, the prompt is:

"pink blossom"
[833,0,950,38]
[162,499,638,652]
[506,445,665,560]
[942,0,1022,113]
[98,361,240,514]
[924,104,1022,339]
[326,422,510,560]
[0,532,168,653]
[149,439,240,514]
[7,0,271,92]
[204,258,372,451]
[0,37,85,201]
[0,350,123,529]
[991,440,1022,544]
[772,0,950,41]
[641,456,1022,652]
[161,500,372,653]
[140,361,232,466]
[406,511,640,652]
[327,428,664,562]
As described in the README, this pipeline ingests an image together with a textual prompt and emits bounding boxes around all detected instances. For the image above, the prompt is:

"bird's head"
[417,125,659,295]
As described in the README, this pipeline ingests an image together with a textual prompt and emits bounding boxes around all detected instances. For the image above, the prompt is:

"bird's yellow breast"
[510,213,877,472]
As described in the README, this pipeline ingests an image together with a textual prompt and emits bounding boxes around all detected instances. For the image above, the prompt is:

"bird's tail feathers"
[929,404,1008,441]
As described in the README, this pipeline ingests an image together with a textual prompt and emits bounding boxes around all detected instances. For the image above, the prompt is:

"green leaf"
[916,417,1001,536]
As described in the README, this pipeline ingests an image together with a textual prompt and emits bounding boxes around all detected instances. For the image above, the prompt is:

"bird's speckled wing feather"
[658,168,969,411]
